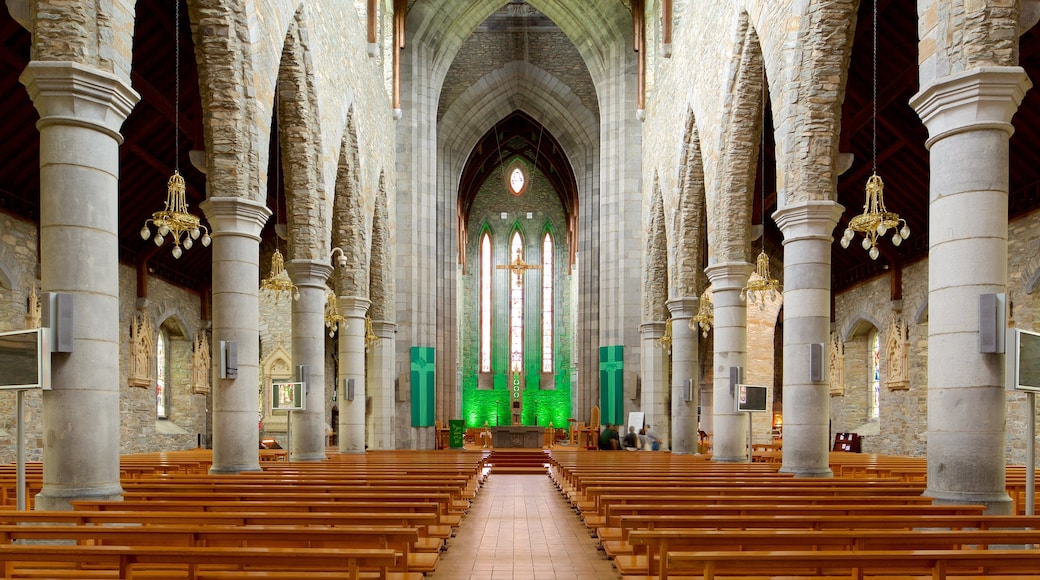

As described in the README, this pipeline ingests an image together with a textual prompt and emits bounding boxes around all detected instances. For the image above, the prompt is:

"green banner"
[599,345,624,425]
[410,346,435,427]
[448,419,465,449]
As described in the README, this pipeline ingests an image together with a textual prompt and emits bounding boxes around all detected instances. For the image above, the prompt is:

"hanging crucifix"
[497,242,541,423]
[496,247,542,279]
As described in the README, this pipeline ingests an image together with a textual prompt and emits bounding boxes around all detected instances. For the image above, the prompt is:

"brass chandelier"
[740,249,780,309]
[839,0,909,260]
[324,286,345,337]
[690,289,714,338]
[260,247,299,303]
[140,0,210,259]
[658,319,673,353]
[740,70,781,310]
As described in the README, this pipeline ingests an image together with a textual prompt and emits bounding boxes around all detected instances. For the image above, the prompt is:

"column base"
[209,463,263,475]
[34,484,124,511]
[779,466,834,478]
[290,452,329,462]
[925,489,1013,515]
[711,455,751,463]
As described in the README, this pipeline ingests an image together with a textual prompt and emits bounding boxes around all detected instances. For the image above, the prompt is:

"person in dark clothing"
[598,424,620,450]
[622,426,640,450]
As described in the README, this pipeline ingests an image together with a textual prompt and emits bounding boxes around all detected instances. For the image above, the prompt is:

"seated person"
[622,426,640,450]
[598,424,620,450]
[645,424,662,451]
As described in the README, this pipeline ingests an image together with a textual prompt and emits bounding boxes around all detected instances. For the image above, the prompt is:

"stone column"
[667,297,700,454]
[911,67,1030,513]
[639,321,669,449]
[21,62,139,509]
[773,200,844,477]
[286,260,333,461]
[337,297,370,453]
[704,262,753,462]
[368,320,397,449]
[200,197,271,474]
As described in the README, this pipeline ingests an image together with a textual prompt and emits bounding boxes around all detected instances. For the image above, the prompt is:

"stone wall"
[0,213,42,463]
[117,265,209,455]
[832,208,1040,463]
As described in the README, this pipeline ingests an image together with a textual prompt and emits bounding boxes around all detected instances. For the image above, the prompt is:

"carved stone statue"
[885,319,910,391]
[191,333,211,394]
[128,313,154,388]
[829,334,845,396]
[23,284,40,329]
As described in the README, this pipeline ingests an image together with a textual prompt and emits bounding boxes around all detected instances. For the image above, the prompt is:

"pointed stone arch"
[673,108,707,299]
[187,0,263,202]
[707,13,764,264]
[332,107,370,299]
[644,176,668,321]
[277,7,329,261]
[368,174,393,322]
[405,0,631,85]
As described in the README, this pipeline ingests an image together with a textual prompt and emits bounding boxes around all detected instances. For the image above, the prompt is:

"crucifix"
[496,248,541,278]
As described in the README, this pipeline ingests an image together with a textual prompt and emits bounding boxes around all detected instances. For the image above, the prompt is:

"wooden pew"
[617,527,1040,578]
[0,544,397,580]
[659,548,1040,580]
[582,493,952,530]
[601,512,1040,555]
[592,502,987,540]
[0,523,431,577]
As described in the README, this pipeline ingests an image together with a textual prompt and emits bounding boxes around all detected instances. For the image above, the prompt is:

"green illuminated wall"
[459,155,573,428]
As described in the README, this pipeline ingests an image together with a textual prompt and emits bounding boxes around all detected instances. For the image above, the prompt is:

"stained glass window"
[870,330,880,419]
[510,232,524,374]
[156,332,168,419]
[480,233,492,373]
[542,232,553,373]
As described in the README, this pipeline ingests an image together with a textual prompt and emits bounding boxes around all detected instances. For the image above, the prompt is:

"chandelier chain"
[872,0,877,174]
[838,0,910,260]
[174,0,180,172]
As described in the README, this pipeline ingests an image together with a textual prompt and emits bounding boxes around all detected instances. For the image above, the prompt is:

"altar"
[491,426,545,448]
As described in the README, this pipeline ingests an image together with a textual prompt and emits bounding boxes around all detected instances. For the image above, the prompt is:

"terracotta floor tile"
[430,474,617,580]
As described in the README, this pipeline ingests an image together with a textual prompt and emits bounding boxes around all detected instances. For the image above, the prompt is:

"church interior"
[0,0,1039,575]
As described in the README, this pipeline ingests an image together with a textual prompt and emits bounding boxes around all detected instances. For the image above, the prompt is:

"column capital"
[666,296,700,320]
[910,66,1032,149]
[20,61,139,142]
[371,320,397,339]
[287,260,333,289]
[704,262,753,292]
[773,200,845,244]
[199,197,271,241]
[640,320,666,339]
[338,296,371,318]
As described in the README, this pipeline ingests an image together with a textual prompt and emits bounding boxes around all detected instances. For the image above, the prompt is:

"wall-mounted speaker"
[809,342,824,383]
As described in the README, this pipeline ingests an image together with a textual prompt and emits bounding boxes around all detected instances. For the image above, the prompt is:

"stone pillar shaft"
[774,200,844,478]
[911,67,1030,511]
[704,262,753,462]
[21,62,138,509]
[287,260,333,461]
[667,297,700,454]
[201,197,271,474]
[369,320,397,449]
[338,297,370,453]
[639,321,669,449]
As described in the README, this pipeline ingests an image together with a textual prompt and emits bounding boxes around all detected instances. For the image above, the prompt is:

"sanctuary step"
[482,450,550,474]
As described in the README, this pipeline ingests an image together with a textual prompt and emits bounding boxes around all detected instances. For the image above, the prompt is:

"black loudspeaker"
[346,378,355,401]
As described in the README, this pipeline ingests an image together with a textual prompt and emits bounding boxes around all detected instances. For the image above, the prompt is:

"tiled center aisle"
[429,474,618,580]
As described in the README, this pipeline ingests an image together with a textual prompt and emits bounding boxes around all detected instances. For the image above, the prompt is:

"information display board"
[272,381,305,411]
[735,384,768,412]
